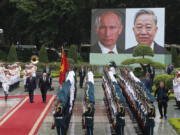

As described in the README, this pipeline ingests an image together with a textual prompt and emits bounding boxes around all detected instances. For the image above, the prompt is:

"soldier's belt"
[119,117,125,119]
[56,117,63,119]
[148,117,154,119]
[86,116,93,119]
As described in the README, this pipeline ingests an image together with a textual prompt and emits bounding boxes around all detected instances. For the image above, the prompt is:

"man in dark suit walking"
[26,72,36,103]
[39,73,50,103]
[79,66,86,88]
[145,73,153,93]
[155,81,169,119]
[148,63,155,84]
[43,65,52,90]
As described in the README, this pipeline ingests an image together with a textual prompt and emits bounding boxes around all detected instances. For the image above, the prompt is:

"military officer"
[82,101,95,135]
[2,70,11,101]
[53,100,65,135]
[115,102,125,135]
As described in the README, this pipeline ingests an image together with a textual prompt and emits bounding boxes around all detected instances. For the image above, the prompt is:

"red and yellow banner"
[59,49,69,84]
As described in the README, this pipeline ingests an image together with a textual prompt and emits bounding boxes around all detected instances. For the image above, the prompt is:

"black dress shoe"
[160,116,163,119]
[164,115,167,119]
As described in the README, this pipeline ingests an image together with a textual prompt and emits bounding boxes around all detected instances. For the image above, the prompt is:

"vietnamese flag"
[59,49,69,84]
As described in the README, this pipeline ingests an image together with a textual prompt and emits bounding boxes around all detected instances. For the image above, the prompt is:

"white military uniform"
[0,66,5,83]
[31,64,37,77]
[110,67,116,75]
[66,71,75,112]
[87,71,94,84]
[129,71,140,82]
[2,73,11,94]
[173,76,180,101]
[108,70,117,83]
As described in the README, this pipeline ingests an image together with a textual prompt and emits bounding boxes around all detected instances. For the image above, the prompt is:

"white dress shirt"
[98,41,118,54]
[150,42,154,50]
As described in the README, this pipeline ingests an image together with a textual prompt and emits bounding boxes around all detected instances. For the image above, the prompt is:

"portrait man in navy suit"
[91,10,124,54]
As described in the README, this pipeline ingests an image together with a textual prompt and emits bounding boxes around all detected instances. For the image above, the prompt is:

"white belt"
[119,117,125,119]
[56,117,63,119]
[86,116,93,119]
[148,117,154,119]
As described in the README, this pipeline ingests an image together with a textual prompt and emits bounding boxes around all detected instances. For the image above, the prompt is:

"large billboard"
[90,8,165,54]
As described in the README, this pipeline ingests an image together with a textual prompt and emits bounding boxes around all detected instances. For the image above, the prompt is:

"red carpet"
[0,94,55,135]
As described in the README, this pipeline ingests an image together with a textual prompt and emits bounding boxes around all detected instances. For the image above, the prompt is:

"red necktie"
[108,51,114,54]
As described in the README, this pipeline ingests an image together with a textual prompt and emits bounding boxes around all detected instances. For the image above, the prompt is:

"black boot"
[5,94,8,101]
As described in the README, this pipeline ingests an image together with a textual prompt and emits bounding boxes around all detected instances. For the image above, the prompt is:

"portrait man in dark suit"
[26,72,36,103]
[39,73,50,103]
[126,9,164,54]
[91,11,124,54]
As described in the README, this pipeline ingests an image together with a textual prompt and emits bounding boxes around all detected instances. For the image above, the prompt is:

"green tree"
[133,44,154,58]
[121,45,165,75]
[68,44,81,63]
[7,44,18,62]
[38,45,48,63]
[170,47,178,66]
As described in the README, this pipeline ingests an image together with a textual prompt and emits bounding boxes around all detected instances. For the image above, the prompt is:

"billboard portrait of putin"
[91,9,125,54]
[125,8,165,54]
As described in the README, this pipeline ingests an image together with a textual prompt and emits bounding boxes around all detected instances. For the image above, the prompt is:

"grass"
[168,118,180,135]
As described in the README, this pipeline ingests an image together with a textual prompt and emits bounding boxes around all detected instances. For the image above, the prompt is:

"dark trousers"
[158,101,167,117]
[40,89,47,102]
[4,91,8,101]
[80,76,85,88]
[56,126,64,135]
[29,90,34,102]
[146,126,154,135]
[116,126,124,135]
[150,75,154,85]
[86,127,93,135]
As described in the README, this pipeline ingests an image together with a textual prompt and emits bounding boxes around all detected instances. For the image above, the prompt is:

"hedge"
[171,67,180,75]
[154,74,174,90]
[168,118,180,135]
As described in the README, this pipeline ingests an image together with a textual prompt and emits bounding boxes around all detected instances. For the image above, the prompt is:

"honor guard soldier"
[2,69,11,101]
[0,63,5,84]
[53,100,65,135]
[145,99,156,135]
[116,100,126,135]
[82,101,95,135]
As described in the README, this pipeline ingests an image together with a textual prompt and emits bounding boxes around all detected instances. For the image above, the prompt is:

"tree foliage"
[121,58,135,65]
[0,50,7,61]
[68,44,81,63]
[170,47,178,65]
[121,45,165,75]
[154,74,174,90]
[38,45,48,63]
[7,44,18,62]
[133,45,154,58]
[1,0,180,50]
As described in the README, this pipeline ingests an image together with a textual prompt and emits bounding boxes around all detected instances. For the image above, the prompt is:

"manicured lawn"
[168,118,180,135]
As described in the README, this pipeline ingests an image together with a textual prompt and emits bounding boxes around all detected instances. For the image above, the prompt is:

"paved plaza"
[0,78,179,135]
